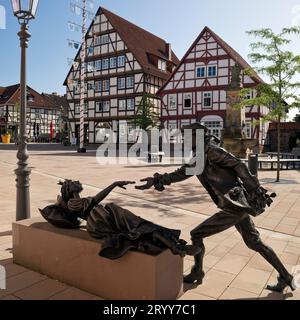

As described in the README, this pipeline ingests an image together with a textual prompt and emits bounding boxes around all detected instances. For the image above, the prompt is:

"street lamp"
[11,0,39,221]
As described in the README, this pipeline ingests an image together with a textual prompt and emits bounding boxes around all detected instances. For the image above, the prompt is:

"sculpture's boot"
[266,275,297,293]
[184,240,205,284]
[257,242,298,292]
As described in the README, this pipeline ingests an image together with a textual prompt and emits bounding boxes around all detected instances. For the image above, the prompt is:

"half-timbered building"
[0,84,62,142]
[64,7,179,144]
[158,26,269,146]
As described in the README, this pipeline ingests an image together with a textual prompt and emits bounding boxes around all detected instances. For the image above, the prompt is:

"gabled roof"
[63,7,179,85]
[0,84,59,109]
[158,26,264,95]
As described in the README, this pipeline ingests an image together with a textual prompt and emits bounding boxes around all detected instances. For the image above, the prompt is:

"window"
[75,104,80,113]
[127,99,135,110]
[87,61,94,72]
[110,57,117,68]
[118,78,126,89]
[102,59,109,70]
[87,47,94,56]
[118,99,126,111]
[196,66,206,78]
[102,79,110,92]
[102,101,110,112]
[203,121,223,138]
[100,34,109,45]
[243,121,252,138]
[203,92,212,108]
[184,93,192,109]
[126,76,134,88]
[35,109,41,119]
[168,95,177,109]
[87,82,94,90]
[96,101,102,112]
[84,103,88,113]
[118,55,126,67]
[94,36,100,46]
[95,81,102,92]
[158,59,166,71]
[95,60,101,71]
[208,66,217,77]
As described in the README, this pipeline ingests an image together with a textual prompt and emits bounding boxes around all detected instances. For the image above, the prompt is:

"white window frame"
[126,76,134,89]
[118,99,126,111]
[127,98,135,110]
[95,81,102,92]
[102,101,110,112]
[95,60,101,71]
[183,93,192,109]
[102,79,110,92]
[203,92,212,108]
[102,58,109,70]
[118,77,126,89]
[110,57,117,68]
[207,65,217,77]
[95,101,102,112]
[168,94,177,110]
[100,34,109,45]
[118,55,126,67]
[158,59,167,71]
[196,66,206,78]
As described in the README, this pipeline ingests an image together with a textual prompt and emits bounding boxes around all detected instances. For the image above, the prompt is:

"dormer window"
[158,59,166,71]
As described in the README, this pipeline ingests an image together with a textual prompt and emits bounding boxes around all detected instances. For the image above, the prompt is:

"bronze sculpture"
[39,179,199,259]
[136,123,297,293]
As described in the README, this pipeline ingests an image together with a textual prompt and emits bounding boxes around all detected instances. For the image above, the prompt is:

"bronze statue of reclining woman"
[39,179,199,260]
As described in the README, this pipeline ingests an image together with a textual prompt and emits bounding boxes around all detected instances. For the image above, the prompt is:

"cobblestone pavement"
[0,145,299,300]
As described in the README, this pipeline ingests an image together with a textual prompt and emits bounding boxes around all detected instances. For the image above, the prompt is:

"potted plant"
[1,128,11,144]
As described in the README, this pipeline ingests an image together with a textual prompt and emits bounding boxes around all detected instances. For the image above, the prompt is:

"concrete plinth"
[12,217,183,300]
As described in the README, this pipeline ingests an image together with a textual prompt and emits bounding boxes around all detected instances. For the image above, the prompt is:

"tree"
[131,93,160,130]
[130,93,160,149]
[238,27,300,182]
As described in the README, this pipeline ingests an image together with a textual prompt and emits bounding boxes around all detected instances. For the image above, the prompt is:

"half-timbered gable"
[64,7,179,144]
[0,84,62,142]
[158,26,269,145]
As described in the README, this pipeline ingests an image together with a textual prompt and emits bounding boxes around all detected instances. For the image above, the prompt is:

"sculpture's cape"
[87,203,181,260]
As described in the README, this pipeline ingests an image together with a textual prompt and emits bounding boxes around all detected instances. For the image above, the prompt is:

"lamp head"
[11,0,39,24]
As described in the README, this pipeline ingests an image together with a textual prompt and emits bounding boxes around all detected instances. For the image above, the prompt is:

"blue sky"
[0,0,300,117]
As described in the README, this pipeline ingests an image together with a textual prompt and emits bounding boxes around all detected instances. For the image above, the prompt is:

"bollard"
[248,154,258,176]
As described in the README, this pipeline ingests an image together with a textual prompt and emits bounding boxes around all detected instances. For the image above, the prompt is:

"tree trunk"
[276,116,281,182]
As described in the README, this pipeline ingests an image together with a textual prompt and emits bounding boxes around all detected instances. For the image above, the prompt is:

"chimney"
[166,43,172,61]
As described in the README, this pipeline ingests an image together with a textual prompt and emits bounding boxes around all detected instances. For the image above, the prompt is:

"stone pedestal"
[12,217,183,300]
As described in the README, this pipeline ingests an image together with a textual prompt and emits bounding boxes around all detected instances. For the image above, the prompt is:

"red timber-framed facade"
[64,7,179,144]
[158,26,269,146]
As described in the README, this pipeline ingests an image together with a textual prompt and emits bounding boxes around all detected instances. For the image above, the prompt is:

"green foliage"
[237,27,300,122]
[131,93,160,130]
[237,27,300,181]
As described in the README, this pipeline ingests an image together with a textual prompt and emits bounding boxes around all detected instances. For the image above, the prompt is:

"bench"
[260,159,300,170]
[12,217,183,300]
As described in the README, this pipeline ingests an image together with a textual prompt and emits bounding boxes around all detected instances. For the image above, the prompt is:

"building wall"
[65,11,166,144]
[160,28,269,144]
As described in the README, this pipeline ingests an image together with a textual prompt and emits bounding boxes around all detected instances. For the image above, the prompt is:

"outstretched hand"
[135,177,154,190]
[114,181,136,190]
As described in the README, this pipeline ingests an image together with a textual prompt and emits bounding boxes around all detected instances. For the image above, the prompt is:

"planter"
[1,134,11,144]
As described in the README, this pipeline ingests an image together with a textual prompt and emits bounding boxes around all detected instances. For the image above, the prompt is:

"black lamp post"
[11,0,39,221]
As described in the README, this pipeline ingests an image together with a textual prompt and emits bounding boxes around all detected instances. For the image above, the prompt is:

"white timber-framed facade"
[64,7,179,144]
[0,84,62,143]
[158,26,270,147]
